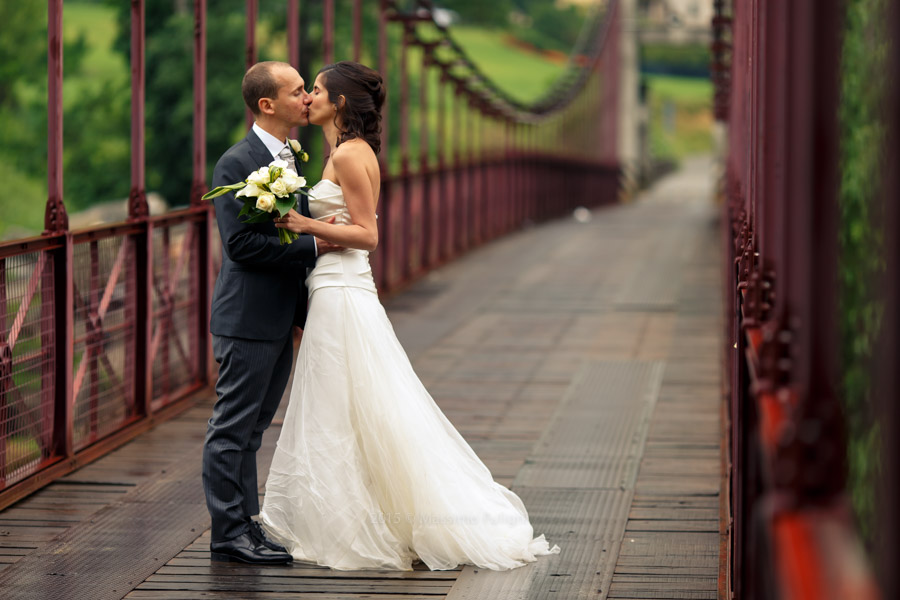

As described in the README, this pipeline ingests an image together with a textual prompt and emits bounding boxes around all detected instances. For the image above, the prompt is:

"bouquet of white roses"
[203,143,309,245]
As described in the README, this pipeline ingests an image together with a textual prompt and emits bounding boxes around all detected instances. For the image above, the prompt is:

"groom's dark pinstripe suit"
[203,129,316,543]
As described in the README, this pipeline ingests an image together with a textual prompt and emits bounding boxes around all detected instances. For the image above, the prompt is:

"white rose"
[269,158,289,169]
[281,170,306,193]
[289,139,303,153]
[255,193,276,213]
[269,178,289,198]
[235,182,263,198]
[247,167,269,186]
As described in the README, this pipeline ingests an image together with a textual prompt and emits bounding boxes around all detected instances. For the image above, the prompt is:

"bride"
[261,61,559,571]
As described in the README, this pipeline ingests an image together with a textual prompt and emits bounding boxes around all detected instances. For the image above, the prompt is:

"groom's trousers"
[203,333,294,542]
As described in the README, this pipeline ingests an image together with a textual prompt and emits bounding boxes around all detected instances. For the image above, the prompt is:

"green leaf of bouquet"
[237,203,252,218]
[275,195,297,217]
[201,182,246,200]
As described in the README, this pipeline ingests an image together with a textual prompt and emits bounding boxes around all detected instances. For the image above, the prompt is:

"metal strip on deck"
[513,361,665,491]
[447,361,665,600]
[0,458,208,600]
[613,228,685,312]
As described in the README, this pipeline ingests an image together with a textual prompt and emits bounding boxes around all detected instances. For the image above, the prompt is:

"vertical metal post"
[44,0,72,462]
[779,0,844,502]
[399,27,410,282]
[129,0,148,221]
[879,5,900,595]
[288,0,300,141]
[353,0,362,62]
[436,74,447,261]
[46,0,67,236]
[129,0,152,416]
[466,97,484,248]
[453,83,463,255]
[191,0,207,207]
[322,0,335,163]
[193,0,211,384]
[505,118,513,233]
[245,0,258,129]
[376,1,390,291]
[419,51,431,269]
[88,241,100,440]
[324,0,334,65]
[0,258,6,485]
[475,108,485,245]
[160,228,171,401]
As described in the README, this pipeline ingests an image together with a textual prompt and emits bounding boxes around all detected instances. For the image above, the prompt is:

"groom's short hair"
[242,61,291,116]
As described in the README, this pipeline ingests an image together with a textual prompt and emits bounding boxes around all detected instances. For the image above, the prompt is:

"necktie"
[278,146,295,166]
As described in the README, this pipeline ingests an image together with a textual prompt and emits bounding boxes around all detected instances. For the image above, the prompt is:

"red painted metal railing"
[879,7,900,597]
[720,0,883,597]
[0,1,621,507]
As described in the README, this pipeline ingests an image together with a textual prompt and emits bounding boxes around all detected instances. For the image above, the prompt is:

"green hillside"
[450,27,567,105]
[0,4,570,239]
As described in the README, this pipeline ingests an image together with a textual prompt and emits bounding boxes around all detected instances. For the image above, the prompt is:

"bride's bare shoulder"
[333,138,376,160]
[331,139,379,178]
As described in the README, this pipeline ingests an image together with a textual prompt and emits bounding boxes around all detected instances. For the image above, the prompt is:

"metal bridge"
[0,0,897,599]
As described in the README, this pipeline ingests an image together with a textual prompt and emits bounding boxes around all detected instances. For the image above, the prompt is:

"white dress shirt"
[251,123,316,256]
[252,122,291,159]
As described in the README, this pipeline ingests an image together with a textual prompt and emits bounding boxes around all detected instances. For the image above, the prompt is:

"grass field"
[450,27,567,105]
[0,5,626,239]
[644,74,714,161]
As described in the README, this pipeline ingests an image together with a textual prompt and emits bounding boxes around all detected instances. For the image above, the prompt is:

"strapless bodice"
[309,179,354,225]
[306,180,377,295]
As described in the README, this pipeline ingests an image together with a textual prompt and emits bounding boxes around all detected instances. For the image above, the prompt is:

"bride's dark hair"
[318,61,386,155]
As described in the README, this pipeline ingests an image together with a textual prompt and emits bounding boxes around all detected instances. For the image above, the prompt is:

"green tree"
[435,0,513,28]
[0,2,45,108]
[838,0,888,546]
[112,0,249,206]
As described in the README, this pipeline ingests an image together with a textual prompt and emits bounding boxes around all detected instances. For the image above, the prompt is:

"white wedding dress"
[259,179,559,571]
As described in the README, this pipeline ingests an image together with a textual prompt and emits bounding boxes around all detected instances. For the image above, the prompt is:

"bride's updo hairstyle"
[318,61,386,155]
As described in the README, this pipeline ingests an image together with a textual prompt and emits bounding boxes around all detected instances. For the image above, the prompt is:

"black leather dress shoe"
[248,519,288,553]
[210,532,292,564]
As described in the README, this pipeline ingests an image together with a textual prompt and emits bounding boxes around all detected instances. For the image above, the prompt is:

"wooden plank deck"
[0,156,722,599]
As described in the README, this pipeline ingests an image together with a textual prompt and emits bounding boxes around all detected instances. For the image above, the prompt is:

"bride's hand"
[274,209,309,234]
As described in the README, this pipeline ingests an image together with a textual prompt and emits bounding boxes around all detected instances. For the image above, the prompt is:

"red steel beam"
[376,0,390,292]
[877,2,900,596]
[399,27,410,282]
[191,0,207,206]
[323,0,334,65]
[245,0,257,130]
[45,0,67,235]
[419,51,430,269]
[353,0,362,62]
[129,0,148,220]
[288,0,300,142]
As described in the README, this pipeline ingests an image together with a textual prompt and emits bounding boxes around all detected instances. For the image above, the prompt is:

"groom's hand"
[316,238,343,255]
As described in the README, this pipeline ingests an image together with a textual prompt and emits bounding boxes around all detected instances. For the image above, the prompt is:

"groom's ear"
[258,97,276,116]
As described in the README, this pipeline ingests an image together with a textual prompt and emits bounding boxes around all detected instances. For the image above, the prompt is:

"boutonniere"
[288,139,310,163]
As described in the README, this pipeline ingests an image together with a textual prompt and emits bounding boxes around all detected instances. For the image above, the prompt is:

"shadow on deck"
[0,156,723,600]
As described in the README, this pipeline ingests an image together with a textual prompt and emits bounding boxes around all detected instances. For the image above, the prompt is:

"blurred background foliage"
[0,0,715,240]
[838,0,888,548]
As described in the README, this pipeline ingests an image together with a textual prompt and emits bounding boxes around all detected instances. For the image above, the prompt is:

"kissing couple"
[202,59,560,571]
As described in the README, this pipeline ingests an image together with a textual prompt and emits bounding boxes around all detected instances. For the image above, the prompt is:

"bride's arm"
[275,146,378,252]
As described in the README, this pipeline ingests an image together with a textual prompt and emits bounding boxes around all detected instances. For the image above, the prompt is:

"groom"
[203,61,335,564]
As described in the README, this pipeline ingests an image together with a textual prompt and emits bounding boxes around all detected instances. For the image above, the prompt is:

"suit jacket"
[209,129,317,340]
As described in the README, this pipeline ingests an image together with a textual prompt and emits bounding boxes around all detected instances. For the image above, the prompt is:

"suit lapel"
[245,129,273,170]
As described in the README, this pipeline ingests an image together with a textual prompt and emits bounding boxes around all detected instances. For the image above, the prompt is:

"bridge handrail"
[0,0,622,508]
[720,0,883,597]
